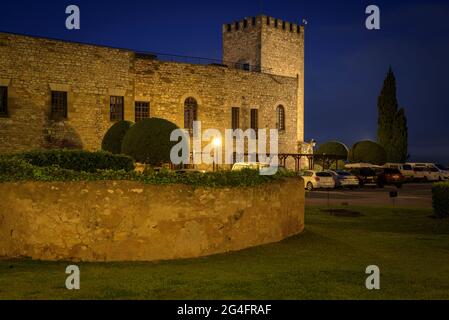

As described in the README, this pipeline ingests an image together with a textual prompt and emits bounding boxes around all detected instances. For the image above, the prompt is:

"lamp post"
[212,137,222,172]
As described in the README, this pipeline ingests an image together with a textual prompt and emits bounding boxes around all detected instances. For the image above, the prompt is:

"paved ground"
[305,183,433,208]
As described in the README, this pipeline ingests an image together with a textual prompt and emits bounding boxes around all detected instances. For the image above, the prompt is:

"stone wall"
[0,29,301,162]
[0,178,305,262]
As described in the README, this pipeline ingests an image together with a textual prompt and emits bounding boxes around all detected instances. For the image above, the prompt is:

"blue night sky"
[1,0,448,164]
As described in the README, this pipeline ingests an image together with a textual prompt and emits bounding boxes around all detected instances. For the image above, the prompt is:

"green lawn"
[1,206,449,300]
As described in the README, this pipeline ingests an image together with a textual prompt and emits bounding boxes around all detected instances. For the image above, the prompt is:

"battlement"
[223,15,304,35]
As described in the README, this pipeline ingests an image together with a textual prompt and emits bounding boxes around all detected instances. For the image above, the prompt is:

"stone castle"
[0,15,305,166]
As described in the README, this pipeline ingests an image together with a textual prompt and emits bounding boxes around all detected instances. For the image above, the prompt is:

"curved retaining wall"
[0,178,304,262]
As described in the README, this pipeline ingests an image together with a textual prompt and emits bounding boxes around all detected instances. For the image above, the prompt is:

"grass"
[1,206,449,300]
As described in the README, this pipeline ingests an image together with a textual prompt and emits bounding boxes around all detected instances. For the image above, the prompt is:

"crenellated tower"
[222,15,305,143]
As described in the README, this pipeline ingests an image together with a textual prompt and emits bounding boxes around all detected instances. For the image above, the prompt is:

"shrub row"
[0,157,292,188]
[9,149,135,172]
[432,182,449,218]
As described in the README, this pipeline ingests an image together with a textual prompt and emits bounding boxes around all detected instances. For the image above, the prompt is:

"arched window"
[276,105,285,131]
[184,97,198,132]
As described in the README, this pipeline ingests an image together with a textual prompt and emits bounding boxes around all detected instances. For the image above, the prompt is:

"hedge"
[432,182,449,218]
[121,118,187,165]
[101,120,134,154]
[11,150,135,172]
[316,141,349,159]
[0,157,292,188]
[348,140,387,165]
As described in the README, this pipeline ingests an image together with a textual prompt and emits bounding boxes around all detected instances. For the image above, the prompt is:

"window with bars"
[184,97,198,133]
[51,91,68,119]
[0,86,7,117]
[250,108,258,133]
[231,107,240,130]
[135,101,150,122]
[110,96,124,121]
[276,105,286,131]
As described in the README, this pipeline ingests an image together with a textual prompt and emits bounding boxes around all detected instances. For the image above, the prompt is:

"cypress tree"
[391,108,408,162]
[377,67,398,161]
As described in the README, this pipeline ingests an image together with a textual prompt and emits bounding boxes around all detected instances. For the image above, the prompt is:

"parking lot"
[305,183,433,208]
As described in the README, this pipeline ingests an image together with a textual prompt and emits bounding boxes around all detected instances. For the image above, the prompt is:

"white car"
[408,163,440,182]
[435,164,449,181]
[299,170,336,191]
[383,163,414,181]
[327,170,359,188]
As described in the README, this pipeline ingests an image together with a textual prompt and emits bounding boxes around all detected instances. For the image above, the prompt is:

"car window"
[303,171,313,177]
[384,168,401,174]
[316,172,332,177]
[402,165,412,170]
[337,171,351,176]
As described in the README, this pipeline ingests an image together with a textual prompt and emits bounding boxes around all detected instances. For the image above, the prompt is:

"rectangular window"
[110,96,124,121]
[231,107,240,131]
[51,91,68,119]
[250,108,258,138]
[0,86,7,117]
[135,101,150,122]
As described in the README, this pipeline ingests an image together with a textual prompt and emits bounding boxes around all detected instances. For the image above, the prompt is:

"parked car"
[435,164,449,181]
[299,170,336,191]
[376,168,405,188]
[349,167,379,186]
[383,163,414,181]
[326,170,359,189]
[407,163,440,182]
[231,162,270,171]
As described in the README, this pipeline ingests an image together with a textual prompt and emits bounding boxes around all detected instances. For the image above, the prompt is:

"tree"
[101,120,134,154]
[377,67,408,162]
[316,141,349,169]
[121,118,186,165]
[348,140,387,165]
[391,108,408,163]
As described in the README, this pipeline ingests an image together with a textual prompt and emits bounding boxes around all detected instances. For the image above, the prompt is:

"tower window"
[135,101,150,122]
[227,24,231,32]
[282,21,286,30]
[51,91,68,120]
[274,19,278,28]
[266,17,270,25]
[290,24,294,32]
[243,19,248,28]
[231,107,240,130]
[0,86,8,117]
[252,17,256,26]
[276,105,285,131]
[297,25,301,33]
[110,96,124,121]
[235,22,239,30]
[184,97,198,133]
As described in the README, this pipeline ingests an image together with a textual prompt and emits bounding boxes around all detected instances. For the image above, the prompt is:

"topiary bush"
[316,141,349,159]
[101,120,134,154]
[13,149,134,172]
[348,140,387,165]
[121,118,187,165]
[432,182,449,218]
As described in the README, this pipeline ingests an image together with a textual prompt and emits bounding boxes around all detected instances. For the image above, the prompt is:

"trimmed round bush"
[348,140,387,165]
[432,182,449,218]
[316,141,349,159]
[14,150,135,172]
[121,118,187,165]
[101,120,134,154]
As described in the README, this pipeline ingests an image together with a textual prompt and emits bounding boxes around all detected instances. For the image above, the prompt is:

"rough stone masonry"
[0,15,305,167]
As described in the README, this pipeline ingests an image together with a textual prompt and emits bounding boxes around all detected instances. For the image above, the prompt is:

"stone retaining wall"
[0,178,304,261]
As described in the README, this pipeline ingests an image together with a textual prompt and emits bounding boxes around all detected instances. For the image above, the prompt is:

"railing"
[134,51,272,74]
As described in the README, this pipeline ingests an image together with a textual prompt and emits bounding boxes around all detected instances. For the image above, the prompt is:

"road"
[305,183,433,208]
